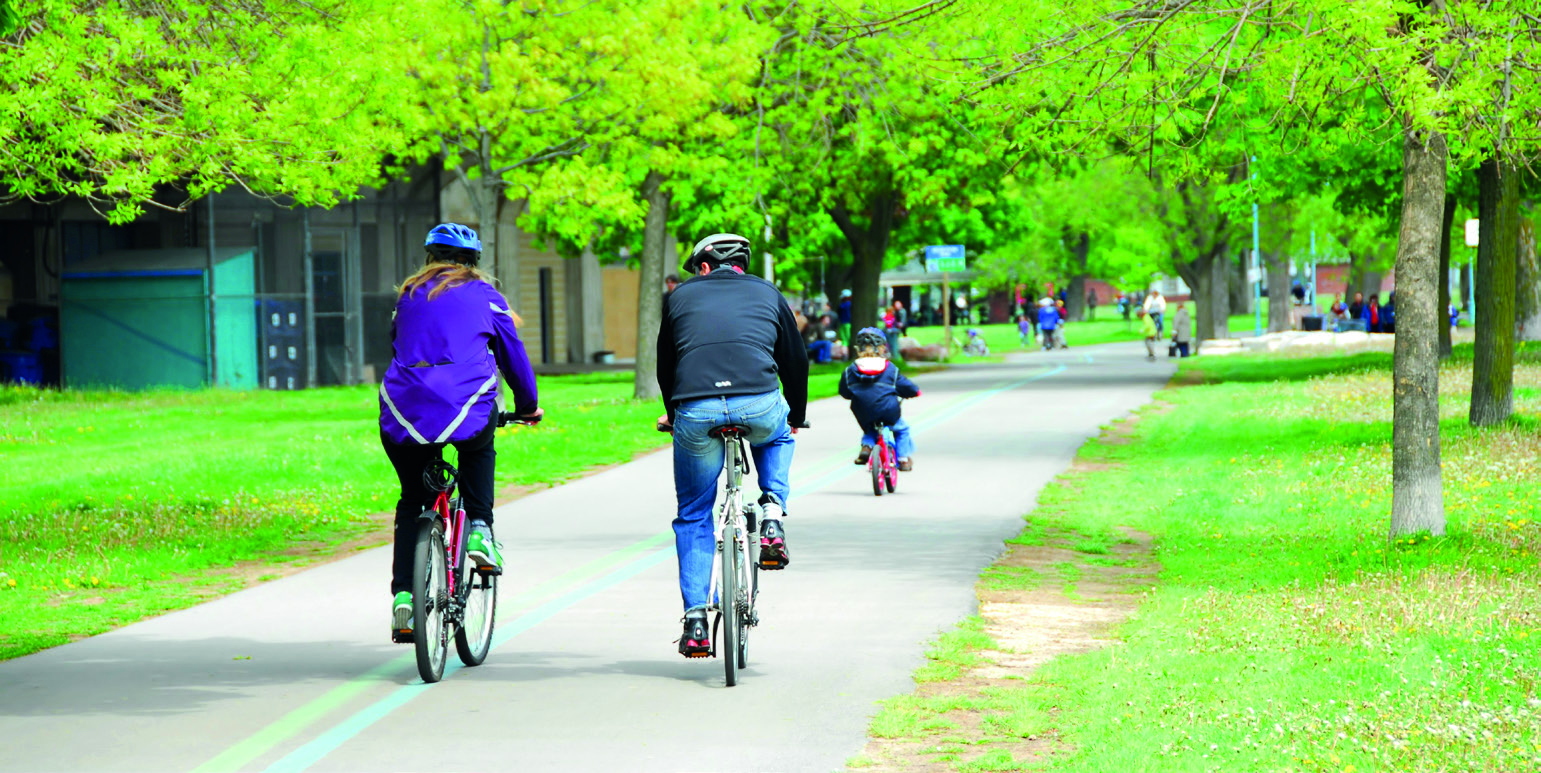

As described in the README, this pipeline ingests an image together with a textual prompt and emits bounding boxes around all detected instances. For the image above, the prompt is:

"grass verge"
[0,362,865,660]
[855,342,1541,772]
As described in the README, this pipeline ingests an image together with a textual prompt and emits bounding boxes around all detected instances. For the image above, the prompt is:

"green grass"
[866,341,1541,771]
[913,615,999,683]
[0,365,859,660]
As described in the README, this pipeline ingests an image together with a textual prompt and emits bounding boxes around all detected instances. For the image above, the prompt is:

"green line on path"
[193,531,672,773]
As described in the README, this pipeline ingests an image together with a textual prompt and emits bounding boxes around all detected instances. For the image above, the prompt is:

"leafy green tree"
[0,0,416,221]
[954,0,1541,537]
[751,3,1021,335]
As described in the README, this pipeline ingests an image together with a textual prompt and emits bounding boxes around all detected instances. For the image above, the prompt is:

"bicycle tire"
[455,571,497,666]
[737,531,755,669]
[412,520,449,683]
[870,453,883,496]
[885,456,898,493]
[720,527,740,687]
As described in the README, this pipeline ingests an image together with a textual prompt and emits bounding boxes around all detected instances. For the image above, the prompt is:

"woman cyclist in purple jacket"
[380,223,541,636]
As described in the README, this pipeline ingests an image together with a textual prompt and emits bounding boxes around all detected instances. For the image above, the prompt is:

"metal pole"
[206,193,218,387]
[303,209,317,388]
[1309,230,1318,312]
[941,274,951,356]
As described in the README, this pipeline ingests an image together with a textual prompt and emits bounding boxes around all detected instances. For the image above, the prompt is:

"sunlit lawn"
[861,342,1541,771]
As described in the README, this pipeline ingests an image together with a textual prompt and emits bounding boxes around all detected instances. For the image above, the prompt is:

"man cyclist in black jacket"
[656,233,809,658]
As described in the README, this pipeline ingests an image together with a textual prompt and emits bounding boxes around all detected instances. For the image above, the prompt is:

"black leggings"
[381,414,497,594]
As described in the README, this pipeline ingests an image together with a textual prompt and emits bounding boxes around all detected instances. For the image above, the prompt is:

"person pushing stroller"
[839,328,921,471]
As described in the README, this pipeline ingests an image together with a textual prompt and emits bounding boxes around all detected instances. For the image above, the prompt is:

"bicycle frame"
[424,455,469,601]
[709,433,756,621]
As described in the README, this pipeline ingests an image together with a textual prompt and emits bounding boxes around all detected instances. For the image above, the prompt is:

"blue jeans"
[672,391,795,612]
[862,417,913,459]
[808,340,832,364]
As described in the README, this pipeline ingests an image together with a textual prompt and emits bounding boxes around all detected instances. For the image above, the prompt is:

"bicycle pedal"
[474,565,503,577]
[683,651,711,659]
[391,629,413,644]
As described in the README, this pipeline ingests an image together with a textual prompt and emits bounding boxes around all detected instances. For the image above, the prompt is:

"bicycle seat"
[708,424,752,438]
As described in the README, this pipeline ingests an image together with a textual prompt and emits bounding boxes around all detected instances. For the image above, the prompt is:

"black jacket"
[657,270,809,425]
[838,359,919,433]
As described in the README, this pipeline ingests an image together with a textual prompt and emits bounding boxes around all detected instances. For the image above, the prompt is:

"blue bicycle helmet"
[424,223,482,266]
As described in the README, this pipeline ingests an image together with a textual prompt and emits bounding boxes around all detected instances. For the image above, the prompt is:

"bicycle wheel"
[720,527,740,687]
[411,520,449,683]
[870,452,883,497]
[455,570,497,667]
[737,530,755,669]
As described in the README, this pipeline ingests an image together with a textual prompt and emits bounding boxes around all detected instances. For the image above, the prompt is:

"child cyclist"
[839,327,921,471]
[378,223,543,638]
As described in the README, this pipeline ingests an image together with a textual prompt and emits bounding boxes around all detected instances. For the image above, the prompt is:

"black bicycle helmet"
[854,326,888,354]
[684,233,753,275]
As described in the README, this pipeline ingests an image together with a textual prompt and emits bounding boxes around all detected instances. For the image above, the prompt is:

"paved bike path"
[0,344,1174,772]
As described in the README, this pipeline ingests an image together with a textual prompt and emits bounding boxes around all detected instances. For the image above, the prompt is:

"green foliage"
[0,0,418,221]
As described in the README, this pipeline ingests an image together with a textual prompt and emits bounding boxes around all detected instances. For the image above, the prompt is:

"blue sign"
[924,245,966,272]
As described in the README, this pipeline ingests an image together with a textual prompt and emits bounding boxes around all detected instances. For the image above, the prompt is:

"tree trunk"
[1067,231,1089,322]
[1176,250,1228,343]
[829,189,898,340]
[634,170,669,401]
[1266,248,1291,332]
[477,131,500,282]
[1439,193,1456,358]
[1228,251,1251,315]
[1470,156,1519,426]
[1516,218,1541,340]
[1389,127,1447,538]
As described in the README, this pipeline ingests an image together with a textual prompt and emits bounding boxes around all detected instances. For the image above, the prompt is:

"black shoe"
[678,615,711,658]
[759,518,789,570]
[854,445,873,465]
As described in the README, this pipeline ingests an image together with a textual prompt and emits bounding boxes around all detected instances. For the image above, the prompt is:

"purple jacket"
[379,277,538,445]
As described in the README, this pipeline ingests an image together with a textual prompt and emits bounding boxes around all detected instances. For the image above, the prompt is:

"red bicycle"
[868,422,898,496]
[395,411,537,683]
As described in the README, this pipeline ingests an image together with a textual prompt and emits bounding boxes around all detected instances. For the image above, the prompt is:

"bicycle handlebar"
[498,411,543,427]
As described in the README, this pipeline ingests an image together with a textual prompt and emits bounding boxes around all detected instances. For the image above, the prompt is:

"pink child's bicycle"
[868,422,899,496]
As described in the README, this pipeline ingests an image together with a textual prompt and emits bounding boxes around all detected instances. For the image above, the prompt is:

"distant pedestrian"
[1363,293,1382,333]
[1348,292,1364,321]
[1143,290,1167,338]
[1054,299,1069,349]
[1172,303,1192,357]
[892,299,909,333]
[1139,309,1157,361]
[1017,314,1033,347]
[1382,292,1396,334]
[1037,298,1059,350]
[1087,288,1099,321]
[837,289,853,354]
[665,274,682,293]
